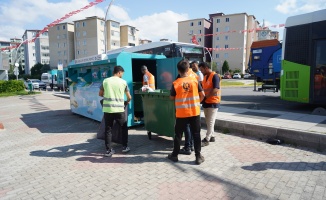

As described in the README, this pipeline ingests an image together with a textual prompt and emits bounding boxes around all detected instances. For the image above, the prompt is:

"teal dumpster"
[140,89,175,139]
[28,81,33,92]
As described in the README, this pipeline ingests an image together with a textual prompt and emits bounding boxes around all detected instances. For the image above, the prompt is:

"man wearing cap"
[141,65,155,90]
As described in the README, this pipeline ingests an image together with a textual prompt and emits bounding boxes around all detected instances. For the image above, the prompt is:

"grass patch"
[221,82,245,86]
[247,83,263,86]
[0,90,41,97]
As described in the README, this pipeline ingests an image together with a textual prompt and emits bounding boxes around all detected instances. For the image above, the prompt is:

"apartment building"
[48,22,75,68]
[106,20,121,51]
[0,41,11,70]
[22,30,49,74]
[74,16,106,59]
[10,38,25,70]
[178,13,260,73]
[120,25,139,47]
[178,18,212,53]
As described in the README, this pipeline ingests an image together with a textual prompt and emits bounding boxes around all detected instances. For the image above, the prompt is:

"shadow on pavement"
[241,161,326,171]
[192,168,269,199]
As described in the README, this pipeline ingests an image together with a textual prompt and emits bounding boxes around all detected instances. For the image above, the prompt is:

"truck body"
[41,69,67,90]
[248,39,282,92]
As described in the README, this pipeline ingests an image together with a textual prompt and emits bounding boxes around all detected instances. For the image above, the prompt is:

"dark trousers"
[184,124,193,149]
[104,112,128,150]
[172,115,201,156]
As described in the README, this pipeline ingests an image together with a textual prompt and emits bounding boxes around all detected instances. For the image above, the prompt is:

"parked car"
[243,73,252,79]
[24,79,39,90]
[223,73,232,79]
[30,79,47,90]
[233,73,241,79]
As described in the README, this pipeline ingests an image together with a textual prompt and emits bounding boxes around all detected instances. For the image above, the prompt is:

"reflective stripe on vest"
[102,77,126,113]
[202,72,221,104]
[143,71,155,90]
[173,77,200,118]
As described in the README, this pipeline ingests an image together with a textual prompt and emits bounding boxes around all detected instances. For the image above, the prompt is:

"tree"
[233,68,241,73]
[222,60,230,74]
[41,64,51,73]
[31,63,43,79]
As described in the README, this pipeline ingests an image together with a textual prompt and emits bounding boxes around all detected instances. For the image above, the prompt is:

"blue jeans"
[184,123,193,150]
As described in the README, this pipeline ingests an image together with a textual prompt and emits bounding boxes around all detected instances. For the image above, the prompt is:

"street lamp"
[14,62,19,80]
[104,0,115,53]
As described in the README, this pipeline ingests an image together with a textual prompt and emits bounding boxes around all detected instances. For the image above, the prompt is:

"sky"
[0,0,325,43]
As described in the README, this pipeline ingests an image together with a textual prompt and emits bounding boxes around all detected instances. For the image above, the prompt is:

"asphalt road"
[221,79,325,114]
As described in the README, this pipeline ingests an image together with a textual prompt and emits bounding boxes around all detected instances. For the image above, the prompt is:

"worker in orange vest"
[141,65,155,90]
[314,68,323,97]
[168,59,205,165]
[198,62,221,147]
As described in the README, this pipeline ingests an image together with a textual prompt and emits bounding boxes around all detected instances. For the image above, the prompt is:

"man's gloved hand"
[200,97,206,104]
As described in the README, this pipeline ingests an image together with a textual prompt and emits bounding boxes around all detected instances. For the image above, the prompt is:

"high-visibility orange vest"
[202,72,221,103]
[173,76,201,118]
[314,74,323,90]
[187,68,199,81]
[143,71,155,89]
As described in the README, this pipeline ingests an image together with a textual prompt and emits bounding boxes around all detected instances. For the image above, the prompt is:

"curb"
[201,117,326,151]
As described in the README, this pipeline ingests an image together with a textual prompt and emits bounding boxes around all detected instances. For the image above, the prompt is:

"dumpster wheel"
[147,131,152,140]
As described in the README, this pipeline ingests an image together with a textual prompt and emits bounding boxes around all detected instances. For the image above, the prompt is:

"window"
[76,22,80,28]
[198,21,202,26]
[63,42,66,47]
[226,18,230,22]
[62,25,66,30]
[101,21,104,26]
[111,21,119,28]
[224,53,229,58]
[83,50,87,55]
[32,46,35,50]
[189,30,193,35]
[32,53,35,57]
[198,30,202,34]
[63,50,66,56]
[217,19,220,23]
[216,28,219,32]
[64,60,68,64]
[42,32,48,36]
[57,43,60,48]
[77,50,80,55]
[57,35,60,39]
[225,26,230,31]
[216,45,220,48]
[216,54,219,58]
[76,32,80,37]
[225,45,229,48]
[82,21,87,27]
[190,22,194,26]
[32,32,36,36]
[58,51,61,56]
[78,41,81,46]
[83,39,87,45]
[225,36,229,40]
[57,26,60,30]
[62,34,66,39]
[198,38,201,42]
[82,31,86,36]
[216,36,220,40]
[101,40,104,45]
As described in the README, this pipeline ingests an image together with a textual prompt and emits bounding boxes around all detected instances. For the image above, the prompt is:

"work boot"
[201,138,209,147]
[167,154,178,162]
[195,154,205,165]
[179,147,191,155]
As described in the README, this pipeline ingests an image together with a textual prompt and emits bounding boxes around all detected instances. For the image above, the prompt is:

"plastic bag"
[141,85,154,92]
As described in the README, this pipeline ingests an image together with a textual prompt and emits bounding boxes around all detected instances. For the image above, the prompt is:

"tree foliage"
[222,60,230,74]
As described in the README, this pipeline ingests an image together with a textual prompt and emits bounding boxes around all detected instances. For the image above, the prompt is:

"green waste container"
[28,81,33,92]
[140,89,175,139]
[133,82,143,113]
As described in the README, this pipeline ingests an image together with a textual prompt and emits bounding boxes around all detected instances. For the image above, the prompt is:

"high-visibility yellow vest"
[102,76,127,113]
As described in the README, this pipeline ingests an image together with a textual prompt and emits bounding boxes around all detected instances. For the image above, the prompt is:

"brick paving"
[0,93,326,200]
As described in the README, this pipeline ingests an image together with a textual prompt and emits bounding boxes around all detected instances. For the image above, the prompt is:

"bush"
[0,80,25,93]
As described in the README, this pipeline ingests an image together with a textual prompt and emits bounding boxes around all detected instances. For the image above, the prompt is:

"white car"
[233,73,241,79]
[24,80,39,90]
[243,73,252,79]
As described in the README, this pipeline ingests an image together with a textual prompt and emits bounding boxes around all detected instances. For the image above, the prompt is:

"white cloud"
[118,10,188,42]
[0,0,105,41]
[275,0,326,14]
[0,0,186,42]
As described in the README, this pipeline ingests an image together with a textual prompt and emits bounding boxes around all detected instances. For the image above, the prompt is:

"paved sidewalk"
[0,94,326,200]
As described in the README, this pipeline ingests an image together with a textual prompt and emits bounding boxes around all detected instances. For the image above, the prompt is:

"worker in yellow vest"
[99,66,132,157]
[141,65,155,90]
[168,59,206,165]
[198,62,221,147]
